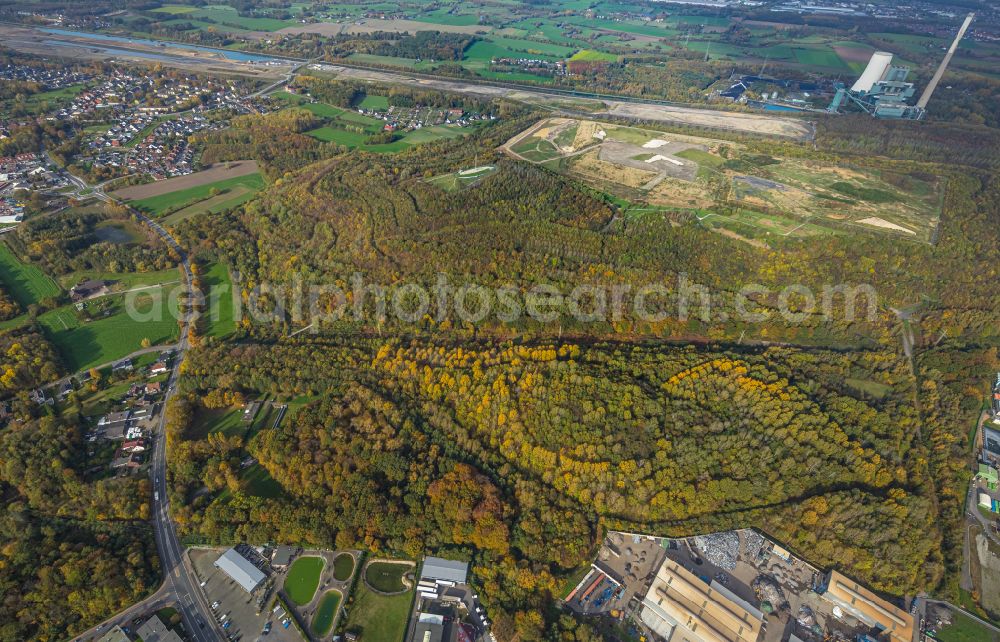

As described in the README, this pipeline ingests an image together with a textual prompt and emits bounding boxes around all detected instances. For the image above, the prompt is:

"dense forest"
[169,336,986,638]
[0,327,61,393]
[163,77,1000,638]
[0,412,158,641]
[178,102,1000,348]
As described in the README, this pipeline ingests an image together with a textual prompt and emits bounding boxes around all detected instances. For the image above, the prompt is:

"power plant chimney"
[917,12,974,110]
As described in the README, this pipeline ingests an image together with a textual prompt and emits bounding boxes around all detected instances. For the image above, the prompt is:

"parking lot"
[189,547,302,642]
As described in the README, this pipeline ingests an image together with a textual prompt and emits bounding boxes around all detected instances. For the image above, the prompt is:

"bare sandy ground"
[855,216,916,234]
[279,18,489,37]
[606,103,812,139]
[112,160,259,200]
[318,65,813,140]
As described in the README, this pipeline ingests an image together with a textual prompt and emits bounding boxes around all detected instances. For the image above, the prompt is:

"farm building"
[214,547,266,593]
[420,556,469,585]
[70,279,110,302]
[639,559,763,642]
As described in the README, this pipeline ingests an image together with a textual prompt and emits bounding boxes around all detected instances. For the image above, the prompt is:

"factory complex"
[565,530,918,642]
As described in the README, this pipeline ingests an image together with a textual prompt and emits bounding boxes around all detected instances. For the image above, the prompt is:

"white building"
[214,548,266,593]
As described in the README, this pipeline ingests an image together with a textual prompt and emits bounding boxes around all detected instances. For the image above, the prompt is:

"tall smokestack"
[917,12,974,109]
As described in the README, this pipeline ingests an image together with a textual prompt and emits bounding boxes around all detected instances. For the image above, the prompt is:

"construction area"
[504,117,943,243]
[565,529,919,642]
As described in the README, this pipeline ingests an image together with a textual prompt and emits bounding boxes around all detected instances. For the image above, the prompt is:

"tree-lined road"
[71,180,222,642]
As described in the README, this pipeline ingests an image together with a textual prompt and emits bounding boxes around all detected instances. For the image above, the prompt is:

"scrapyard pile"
[752,574,789,611]
[693,531,739,570]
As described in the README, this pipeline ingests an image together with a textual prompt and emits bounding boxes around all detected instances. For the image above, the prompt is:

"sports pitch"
[506,117,943,242]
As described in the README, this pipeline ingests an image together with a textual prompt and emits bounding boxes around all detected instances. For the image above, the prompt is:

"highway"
[69,176,223,642]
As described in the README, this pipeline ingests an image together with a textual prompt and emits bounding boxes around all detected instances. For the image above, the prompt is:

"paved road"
[69,177,223,642]
[40,343,176,391]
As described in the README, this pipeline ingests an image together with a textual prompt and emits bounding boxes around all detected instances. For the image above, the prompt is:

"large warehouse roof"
[214,548,266,593]
[420,556,469,584]
[640,560,762,642]
[822,571,914,642]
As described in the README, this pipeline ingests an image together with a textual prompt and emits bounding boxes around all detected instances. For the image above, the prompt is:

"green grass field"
[344,582,414,642]
[569,49,618,62]
[285,556,325,606]
[56,268,179,290]
[426,165,497,192]
[307,124,465,153]
[200,262,236,338]
[935,611,1000,642]
[3,83,87,116]
[312,590,343,636]
[307,126,370,146]
[333,554,355,582]
[151,4,196,13]
[241,463,284,498]
[38,293,180,372]
[130,173,265,217]
[347,53,436,70]
[0,242,60,307]
[791,46,848,69]
[845,378,894,399]
[365,561,410,593]
[190,5,292,31]
[358,94,390,110]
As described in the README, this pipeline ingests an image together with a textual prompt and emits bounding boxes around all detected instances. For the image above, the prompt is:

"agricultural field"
[285,555,325,606]
[506,117,943,242]
[0,241,61,307]
[112,161,264,218]
[187,5,293,32]
[113,160,259,197]
[568,49,619,62]
[38,292,180,371]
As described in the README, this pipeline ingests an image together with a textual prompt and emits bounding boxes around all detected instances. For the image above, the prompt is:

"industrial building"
[420,556,469,585]
[983,425,1000,466]
[639,559,763,642]
[411,613,447,642]
[992,373,1000,417]
[816,571,915,642]
[829,13,974,120]
[214,547,266,593]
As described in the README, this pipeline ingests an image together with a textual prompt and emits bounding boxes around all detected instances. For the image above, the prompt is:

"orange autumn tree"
[427,463,510,555]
